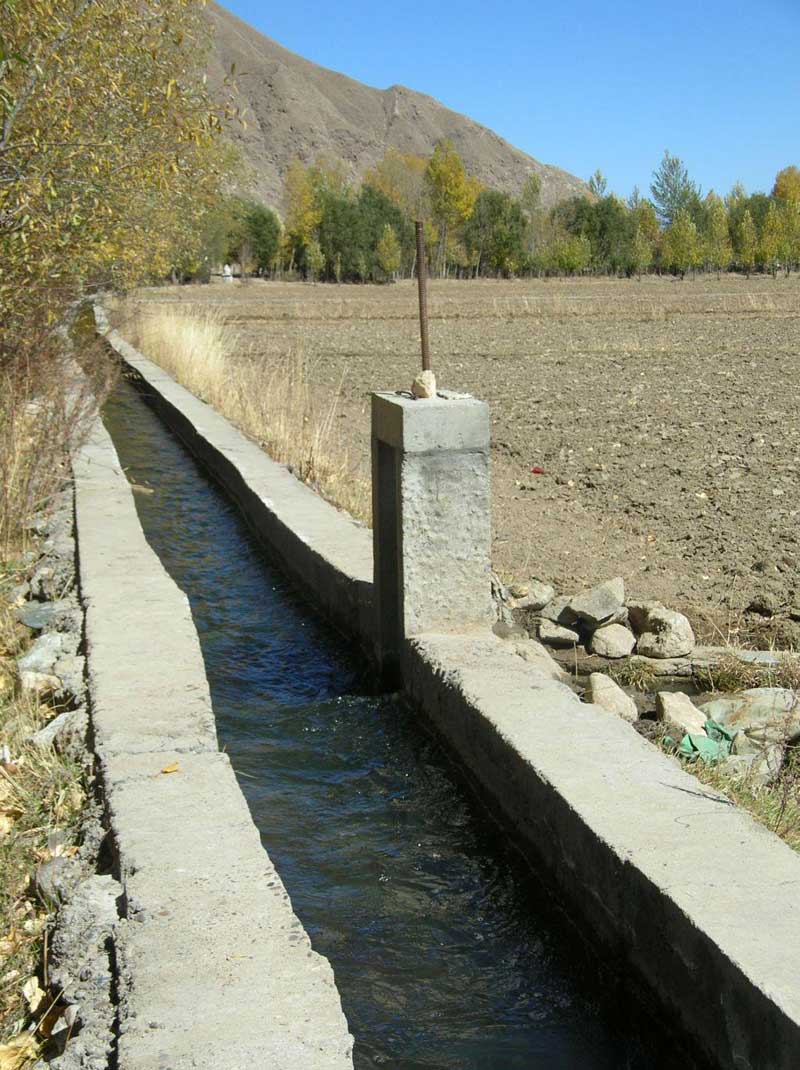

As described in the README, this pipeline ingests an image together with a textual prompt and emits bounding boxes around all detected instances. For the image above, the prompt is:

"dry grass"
[689,749,800,852]
[0,564,84,1054]
[0,332,109,559]
[118,301,371,523]
[694,652,800,694]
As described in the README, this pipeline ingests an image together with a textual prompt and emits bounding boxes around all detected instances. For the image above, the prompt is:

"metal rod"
[415,220,431,372]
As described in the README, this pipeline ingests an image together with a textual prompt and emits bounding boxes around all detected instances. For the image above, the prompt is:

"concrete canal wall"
[74,408,354,1068]
[94,306,800,1070]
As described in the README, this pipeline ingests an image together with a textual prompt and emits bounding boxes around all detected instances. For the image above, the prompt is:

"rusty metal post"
[415,221,431,372]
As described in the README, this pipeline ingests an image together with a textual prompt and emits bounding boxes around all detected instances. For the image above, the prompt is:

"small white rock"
[588,623,635,659]
[636,607,695,659]
[587,673,638,723]
[411,369,437,399]
[655,692,707,735]
[538,620,580,647]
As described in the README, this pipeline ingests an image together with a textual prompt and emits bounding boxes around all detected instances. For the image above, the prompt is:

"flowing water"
[102,378,682,1070]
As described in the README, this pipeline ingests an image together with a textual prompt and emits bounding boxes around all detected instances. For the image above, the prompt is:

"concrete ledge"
[404,633,800,1070]
[102,323,374,652]
[97,310,800,1070]
[74,412,354,1068]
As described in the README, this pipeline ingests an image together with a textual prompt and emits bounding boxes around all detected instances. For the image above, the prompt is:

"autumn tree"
[703,193,732,276]
[759,201,784,277]
[0,0,235,343]
[661,209,701,278]
[283,159,322,265]
[364,148,429,222]
[425,140,481,276]
[376,224,402,279]
[735,209,758,276]
[773,166,800,205]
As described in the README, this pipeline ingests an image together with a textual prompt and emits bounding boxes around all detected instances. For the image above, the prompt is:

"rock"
[655,692,707,735]
[699,688,800,745]
[411,369,436,399]
[513,581,555,611]
[508,583,528,598]
[30,708,87,757]
[752,743,785,786]
[731,732,762,756]
[20,670,62,696]
[538,620,580,647]
[568,577,625,627]
[34,856,82,907]
[587,673,638,723]
[15,601,58,631]
[538,595,578,627]
[492,620,527,641]
[636,608,695,658]
[626,599,664,635]
[17,631,63,675]
[588,623,636,658]
[629,654,693,677]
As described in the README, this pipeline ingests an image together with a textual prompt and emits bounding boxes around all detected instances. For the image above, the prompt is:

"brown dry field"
[133,275,800,645]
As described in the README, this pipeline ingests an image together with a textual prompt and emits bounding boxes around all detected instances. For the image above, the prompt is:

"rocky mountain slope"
[207,1,587,212]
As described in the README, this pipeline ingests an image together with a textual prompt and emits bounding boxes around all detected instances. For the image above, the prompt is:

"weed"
[609,659,657,693]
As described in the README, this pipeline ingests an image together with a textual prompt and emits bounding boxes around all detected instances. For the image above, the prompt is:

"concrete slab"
[74,410,354,1068]
[404,632,800,1070]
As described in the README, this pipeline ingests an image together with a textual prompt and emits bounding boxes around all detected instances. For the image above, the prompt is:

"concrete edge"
[97,310,374,655]
[73,408,354,1069]
[97,307,800,1070]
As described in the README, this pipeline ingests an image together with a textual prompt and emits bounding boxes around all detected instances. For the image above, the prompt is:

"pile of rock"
[509,577,696,662]
[12,488,87,756]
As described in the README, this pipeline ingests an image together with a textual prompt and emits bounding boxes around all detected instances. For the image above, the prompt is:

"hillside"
[207,2,587,212]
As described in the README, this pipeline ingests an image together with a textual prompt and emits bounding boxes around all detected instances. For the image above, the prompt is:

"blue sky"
[221,0,799,199]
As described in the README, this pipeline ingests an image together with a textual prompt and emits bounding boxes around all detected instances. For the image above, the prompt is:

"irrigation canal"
[103,378,683,1069]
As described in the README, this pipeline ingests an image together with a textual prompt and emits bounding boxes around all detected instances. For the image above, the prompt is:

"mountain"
[206,2,587,212]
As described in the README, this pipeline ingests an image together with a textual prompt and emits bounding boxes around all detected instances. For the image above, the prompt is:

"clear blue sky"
[220,0,799,199]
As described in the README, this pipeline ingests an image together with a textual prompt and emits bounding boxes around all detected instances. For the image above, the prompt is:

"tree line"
[199,148,800,283]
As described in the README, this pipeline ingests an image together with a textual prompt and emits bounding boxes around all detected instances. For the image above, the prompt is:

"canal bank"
[91,305,800,1070]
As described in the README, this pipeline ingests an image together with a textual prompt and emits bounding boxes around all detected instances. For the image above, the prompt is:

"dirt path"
[128,275,800,644]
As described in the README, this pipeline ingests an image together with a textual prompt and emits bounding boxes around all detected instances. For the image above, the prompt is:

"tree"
[650,150,701,227]
[773,166,800,205]
[364,148,429,222]
[284,159,321,260]
[376,224,402,279]
[0,0,235,341]
[588,169,608,198]
[735,209,757,276]
[464,190,526,275]
[305,239,325,281]
[661,209,701,278]
[246,205,281,273]
[425,140,481,275]
[630,226,653,279]
[759,201,784,277]
[520,173,542,218]
[703,194,732,276]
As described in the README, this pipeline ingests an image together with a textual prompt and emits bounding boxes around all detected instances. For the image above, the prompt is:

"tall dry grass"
[122,304,371,523]
[0,326,111,558]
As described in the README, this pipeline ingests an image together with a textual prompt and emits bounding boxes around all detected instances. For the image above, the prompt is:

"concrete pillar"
[371,390,494,682]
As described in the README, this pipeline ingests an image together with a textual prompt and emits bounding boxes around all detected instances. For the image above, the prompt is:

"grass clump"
[694,652,800,694]
[608,659,657,693]
[120,302,371,524]
[0,565,85,1054]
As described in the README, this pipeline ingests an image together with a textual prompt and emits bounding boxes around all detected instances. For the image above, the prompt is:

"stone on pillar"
[371,390,493,682]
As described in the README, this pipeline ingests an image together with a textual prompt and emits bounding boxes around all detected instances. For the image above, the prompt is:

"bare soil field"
[128,275,800,645]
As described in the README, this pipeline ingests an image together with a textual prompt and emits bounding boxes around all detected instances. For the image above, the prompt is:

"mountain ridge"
[207,2,588,212]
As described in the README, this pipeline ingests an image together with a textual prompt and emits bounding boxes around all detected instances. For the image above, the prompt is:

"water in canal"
[103,379,682,1070]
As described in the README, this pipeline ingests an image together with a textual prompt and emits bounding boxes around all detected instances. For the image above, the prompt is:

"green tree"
[305,238,325,281]
[464,190,526,275]
[735,209,758,276]
[703,193,732,276]
[376,224,402,279]
[630,226,653,279]
[661,209,701,278]
[588,169,608,198]
[650,150,701,226]
[246,204,281,273]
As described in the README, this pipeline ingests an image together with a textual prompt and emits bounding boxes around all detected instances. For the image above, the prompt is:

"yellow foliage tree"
[773,166,800,206]
[0,0,236,344]
[425,140,481,275]
[364,148,429,221]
